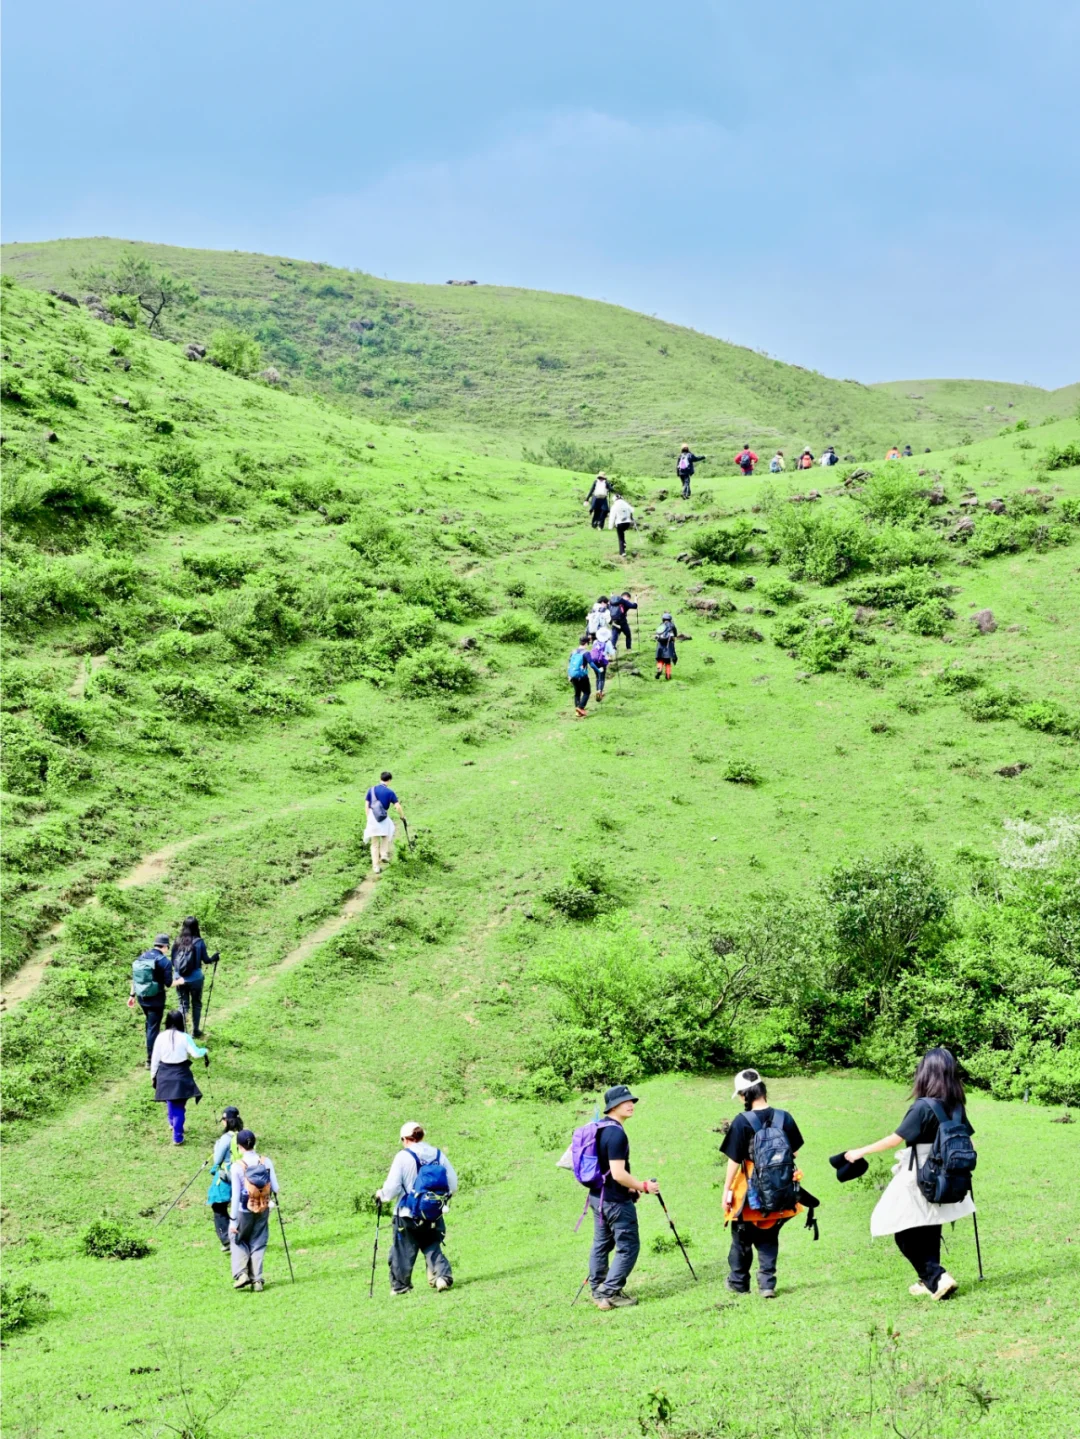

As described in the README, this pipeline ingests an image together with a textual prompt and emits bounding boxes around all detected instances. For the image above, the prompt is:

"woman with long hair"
[171,916,210,1038]
[844,1047,976,1300]
[150,1009,208,1145]
[207,1105,244,1251]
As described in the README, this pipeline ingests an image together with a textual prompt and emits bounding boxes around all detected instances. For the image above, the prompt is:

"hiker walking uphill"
[207,1106,244,1250]
[820,445,839,467]
[588,630,613,703]
[128,934,173,1067]
[676,444,707,499]
[171,916,211,1038]
[585,472,611,529]
[655,612,678,679]
[734,443,759,476]
[721,1069,808,1298]
[150,1009,208,1145]
[769,451,786,473]
[608,592,638,650]
[364,771,405,876]
[584,1086,658,1310]
[609,492,635,556]
[229,1129,279,1292]
[375,1121,458,1295]
[843,1047,976,1302]
[798,447,815,470]
[586,595,611,638]
[568,635,594,717]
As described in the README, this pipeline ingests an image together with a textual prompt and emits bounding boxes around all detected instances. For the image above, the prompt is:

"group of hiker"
[566,1046,978,1311]
[566,593,681,715]
[584,473,637,554]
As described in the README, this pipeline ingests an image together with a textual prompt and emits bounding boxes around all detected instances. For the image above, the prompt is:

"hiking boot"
[233,1273,252,1290]
[593,1295,613,1311]
[220,1243,231,1254]
[759,1289,777,1300]
[909,1282,931,1297]
[930,1273,958,1301]
[390,1286,412,1296]
[252,1280,264,1292]
[724,1280,748,1295]
[435,1277,452,1291]
[607,1292,637,1307]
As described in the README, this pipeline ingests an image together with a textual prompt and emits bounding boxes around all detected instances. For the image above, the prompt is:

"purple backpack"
[563,1119,617,1229]
[677,452,692,473]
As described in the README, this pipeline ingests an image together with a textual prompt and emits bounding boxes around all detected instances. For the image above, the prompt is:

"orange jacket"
[723,1160,804,1230]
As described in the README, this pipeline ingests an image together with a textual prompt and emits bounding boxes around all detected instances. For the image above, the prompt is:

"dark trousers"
[139,1001,164,1063]
[178,979,204,1035]
[894,1225,945,1292]
[572,676,591,710]
[390,1215,452,1293]
[589,1196,640,1297]
[211,1202,231,1247]
[590,501,609,529]
[616,523,631,555]
[613,616,632,650]
[727,1219,784,1293]
[595,668,606,697]
[681,475,691,498]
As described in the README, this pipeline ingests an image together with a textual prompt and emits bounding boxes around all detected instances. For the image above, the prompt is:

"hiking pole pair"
[275,1200,296,1283]
[654,1187,697,1280]
[155,1157,211,1227]
[368,1199,384,1297]
[201,953,221,1029]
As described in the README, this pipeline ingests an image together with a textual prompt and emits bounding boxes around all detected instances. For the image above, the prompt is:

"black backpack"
[911,1101,977,1204]
[174,942,199,979]
[747,1110,799,1214]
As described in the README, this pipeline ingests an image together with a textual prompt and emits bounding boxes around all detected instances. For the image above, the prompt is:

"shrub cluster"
[79,1220,152,1260]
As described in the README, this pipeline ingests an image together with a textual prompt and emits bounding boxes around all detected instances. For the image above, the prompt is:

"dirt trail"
[67,655,106,698]
[0,793,352,1015]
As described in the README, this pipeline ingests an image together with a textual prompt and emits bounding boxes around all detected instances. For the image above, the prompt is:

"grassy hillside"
[2,278,1079,1437]
[5,238,1075,474]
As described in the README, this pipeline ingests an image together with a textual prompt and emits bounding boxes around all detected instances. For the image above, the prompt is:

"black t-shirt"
[720,1107,804,1165]
[595,1121,634,1204]
[896,1099,974,1147]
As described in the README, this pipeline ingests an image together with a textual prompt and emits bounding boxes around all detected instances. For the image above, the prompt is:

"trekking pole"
[654,1188,697,1280]
[155,1158,210,1226]
[275,1200,296,1283]
[571,1273,591,1307]
[401,817,412,850]
[201,954,221,1028]
[368,1200,383,1298]
[970,1184,985,1281]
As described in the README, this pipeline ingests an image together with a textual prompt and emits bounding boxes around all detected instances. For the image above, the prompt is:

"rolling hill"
[4,238,1075,475]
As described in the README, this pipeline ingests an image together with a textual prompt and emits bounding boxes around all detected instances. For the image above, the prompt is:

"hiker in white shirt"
[150,1010,207,1145]
[375,1121,458,1295]
[229,1129,280,1292]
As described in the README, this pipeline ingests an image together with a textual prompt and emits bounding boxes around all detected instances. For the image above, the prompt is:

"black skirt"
[154,1059,203,1104]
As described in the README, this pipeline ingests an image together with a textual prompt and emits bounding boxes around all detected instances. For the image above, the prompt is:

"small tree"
[209,326,262,377]
[77,251,197,333]
[825,844,950,996]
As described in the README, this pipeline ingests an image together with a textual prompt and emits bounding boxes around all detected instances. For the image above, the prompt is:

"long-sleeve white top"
[149,1030,207,1079]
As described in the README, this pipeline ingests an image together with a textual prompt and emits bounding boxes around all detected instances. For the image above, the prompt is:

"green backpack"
[131,952,161,1000]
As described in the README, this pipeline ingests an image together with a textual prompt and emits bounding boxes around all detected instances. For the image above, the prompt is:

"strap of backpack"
[769,1110,785,1132]
[927,1099,953,1127]
[746,1111,765,1133]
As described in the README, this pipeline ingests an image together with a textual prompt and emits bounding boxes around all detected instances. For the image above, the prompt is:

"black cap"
[829,1152,869,1183]
[221,1106,240,1121]
[604,1084,640,1111]
[237,1128,256,1149]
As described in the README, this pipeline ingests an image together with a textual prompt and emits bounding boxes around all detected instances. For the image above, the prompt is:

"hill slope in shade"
[4,237,1074,473]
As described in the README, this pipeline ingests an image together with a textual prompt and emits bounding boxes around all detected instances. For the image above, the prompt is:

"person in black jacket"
[655,613,678,679]
[128,935,173,1067]
[676,444,707,499]
[172,916,211,1038]
[585,473,611,529]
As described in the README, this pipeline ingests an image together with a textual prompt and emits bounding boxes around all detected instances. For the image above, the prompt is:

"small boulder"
[112,395,130,408]
[949,516,975,539]
[184,343,207,361]
[44,429,58,442]
[996,762,1030,778]
[48,289,80,306]
[972,609,997,634]
[459,636,478,650]
[986,497,1006,514]
[258,366,282,384]
[688,596,719,613]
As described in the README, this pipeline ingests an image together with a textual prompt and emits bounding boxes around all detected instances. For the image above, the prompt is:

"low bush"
[689,518,756,565]
[532,588,589,624]
[718,622,764,643]
[79,1220,152,1260]
[757,578,803,606]
[396,645,477,696]
[906,597,954,637]
[765,506,870,584]
[845,568,951,613]
[1041,441,1080,472]
[723,757,762,784]
[773,604,857,672]
[1018,699,1079,739]
[181,550,259,588]
[935,667,982,694]
[323,716,368,753]
[492,612,545,645]
[961,687,1025,722]
[850,464,929,524]
[0,1281,51,1336]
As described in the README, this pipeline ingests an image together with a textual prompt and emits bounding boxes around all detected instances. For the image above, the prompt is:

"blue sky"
[3,0,1077,386]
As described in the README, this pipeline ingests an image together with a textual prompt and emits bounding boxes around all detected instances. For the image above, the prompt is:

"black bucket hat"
[829,1152,869,1183]
[604,1084,640,1111]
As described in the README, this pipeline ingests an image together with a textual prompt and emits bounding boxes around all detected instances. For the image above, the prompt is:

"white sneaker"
[931,1273,958,1301]
[909,1282,931,1297]
[435,1277,451,1291]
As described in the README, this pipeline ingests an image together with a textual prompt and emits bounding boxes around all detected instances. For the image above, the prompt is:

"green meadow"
[1,261,1078,1438]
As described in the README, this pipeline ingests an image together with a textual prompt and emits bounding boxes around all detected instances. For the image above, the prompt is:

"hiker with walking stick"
[842,1047,977,1301]
[608,592,637,651]
[229,1129,279,1292]
[375,1121,457,1295]
[150,1009,208,1146]
[127,934,173,1068]
[721,1069,810,1299]
[171,916,212,1038]
[207,1106,244,1252]
[364,770,406,876]
[583,1085,658,1311]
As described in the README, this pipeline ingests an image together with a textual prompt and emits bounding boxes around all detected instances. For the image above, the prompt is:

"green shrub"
[492,612,545,644]
[825,844,950,996]
[774,604,856,672]
[1041,442,1080,472]
[344,515,410,565]
[851,464,928,524]
[935,667,982,694]
[961,687,1024,722]
[757,579,803,607]
[209,325,262,377]
[181,550,259,588]
[1018,700,1079,739]
[906,598,954,637]
[869,527,944,571]
[689,518,755,565]
[79,1220,151,1260]
[396,645,477,696]
[5,818,80,874]
[152,676,245,728]
[324,716,368,753]
[845,569,948,612]
[723,758,762,784]
[532,588,588,624]
[1,1281,51,1336]
[765,506,870,584]
[392,564,492,621]
[718,622,764,644]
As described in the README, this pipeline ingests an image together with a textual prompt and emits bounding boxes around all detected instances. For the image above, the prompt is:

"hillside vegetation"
[1,274,1079,1438]
[4,238,1075,474]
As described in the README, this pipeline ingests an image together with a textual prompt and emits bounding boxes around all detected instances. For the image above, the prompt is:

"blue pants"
[589,1196,640,1297]
[166,1099,187,1144]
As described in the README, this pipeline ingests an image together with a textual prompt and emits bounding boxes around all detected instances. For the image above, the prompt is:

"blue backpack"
[404,1149,451,1223]
[568,649,588,680]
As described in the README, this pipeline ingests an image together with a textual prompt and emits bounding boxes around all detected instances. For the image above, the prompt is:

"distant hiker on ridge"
[375,1121,458,1295]
[886,444,901,460]
[609,492,635,556]
[364,771,406,876]
[798,448,814,470]
[819,446,839,467]
[655,612,678,680]
[676,444,706,499]
[734,443,759,476]
[585,472,611,529]
[608,592,638,651]
[128,934,174,1068]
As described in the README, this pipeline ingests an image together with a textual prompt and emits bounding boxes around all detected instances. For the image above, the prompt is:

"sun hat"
[829,1151,869,1183]
[732,1068,765,1099]
[603,1084,640,1111]
[400,1121,424,1141]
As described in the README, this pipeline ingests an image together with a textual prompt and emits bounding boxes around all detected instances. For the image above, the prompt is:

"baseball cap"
[603,1084,640,1111]
[154,934,171,948]
[732,1068,765,1099]
[400,1121,424,1141]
